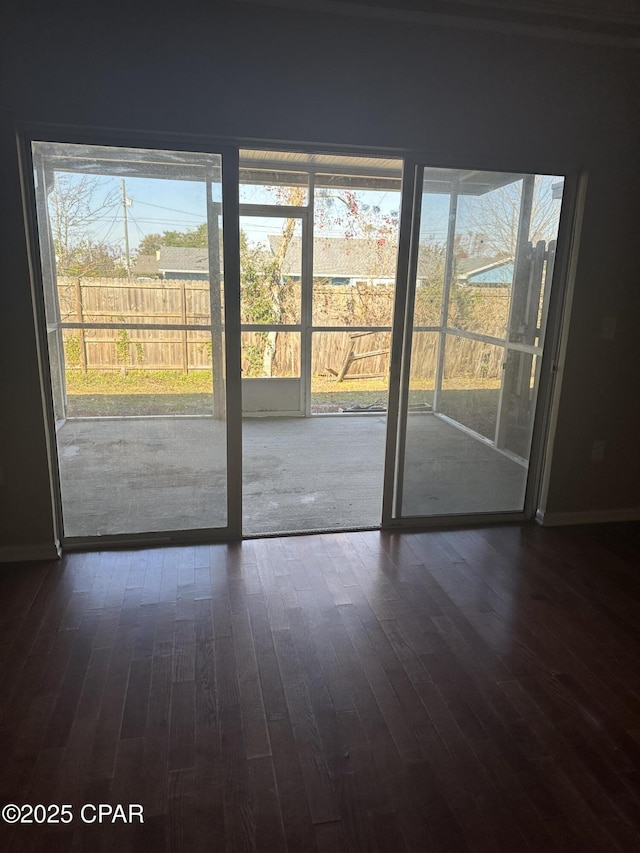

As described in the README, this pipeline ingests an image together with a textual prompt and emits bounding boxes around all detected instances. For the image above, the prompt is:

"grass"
[64,369,501,435]
[66,369,213,395]
[65,370,215,417]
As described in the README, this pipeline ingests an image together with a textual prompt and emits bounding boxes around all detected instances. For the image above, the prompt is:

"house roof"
[467,263,514,285]
[268,235,451,281]
[136,242,514,284]
[157,246,209,273]
[131,253,160,276]
[458,256,514,285]
[269,235,399,279]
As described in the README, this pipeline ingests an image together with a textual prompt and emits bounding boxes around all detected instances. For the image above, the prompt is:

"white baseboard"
[536,507,640,526]
[0,541,61,563]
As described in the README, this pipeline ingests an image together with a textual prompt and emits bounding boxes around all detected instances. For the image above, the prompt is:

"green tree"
[136,223,208,255]
[135,233,163,255]
[239,186,305,376]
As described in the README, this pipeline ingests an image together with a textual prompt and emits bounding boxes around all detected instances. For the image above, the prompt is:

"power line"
[127,213,148,242]
[111,217,206,227]
[133,199,206,218]
[97,209,123,245]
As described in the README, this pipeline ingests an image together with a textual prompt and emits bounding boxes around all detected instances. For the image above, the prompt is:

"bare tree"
[49,173,121,275]
[463,176,561,257]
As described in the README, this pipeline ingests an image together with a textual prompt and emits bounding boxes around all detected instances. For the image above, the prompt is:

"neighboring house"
[156,246,210,280]
[457,256,514,287]
[269,236,514,289]
[132,247,211,280]
[135,241,514,288]
[269,235,398,285]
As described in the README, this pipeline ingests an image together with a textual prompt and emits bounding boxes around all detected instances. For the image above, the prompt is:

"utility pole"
[121,178,132,280]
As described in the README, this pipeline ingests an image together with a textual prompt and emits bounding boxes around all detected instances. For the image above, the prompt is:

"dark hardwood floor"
[2,522,640,851]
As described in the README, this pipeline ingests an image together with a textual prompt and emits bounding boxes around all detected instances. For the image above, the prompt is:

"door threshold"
[242,524,381,540]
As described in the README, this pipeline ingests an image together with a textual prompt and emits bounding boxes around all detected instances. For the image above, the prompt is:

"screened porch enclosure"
[30,139,564,541]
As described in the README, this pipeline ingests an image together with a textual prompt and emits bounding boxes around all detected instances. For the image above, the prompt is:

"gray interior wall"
[1,2,639,553]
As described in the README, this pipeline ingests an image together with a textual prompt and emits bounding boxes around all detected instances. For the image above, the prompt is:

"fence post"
[75,277,87,374]
[180,280,188,374]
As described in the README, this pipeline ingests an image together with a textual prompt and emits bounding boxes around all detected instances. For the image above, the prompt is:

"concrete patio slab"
[56,414,526,539]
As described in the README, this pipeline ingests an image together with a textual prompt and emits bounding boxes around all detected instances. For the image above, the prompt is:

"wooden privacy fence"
[58,277,214,373]
[58,277,509,381]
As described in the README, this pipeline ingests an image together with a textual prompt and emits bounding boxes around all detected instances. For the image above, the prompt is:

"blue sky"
[93,176,208,250]
[49,169,563,258]
[54,172,406,253]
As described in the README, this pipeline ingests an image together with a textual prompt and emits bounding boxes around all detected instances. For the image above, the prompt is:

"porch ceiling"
[34,140,524,195]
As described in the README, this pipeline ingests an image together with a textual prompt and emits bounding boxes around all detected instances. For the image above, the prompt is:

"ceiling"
[234,0,640,46]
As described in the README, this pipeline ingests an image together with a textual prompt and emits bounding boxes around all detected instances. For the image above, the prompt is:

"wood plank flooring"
[1,521,640,851]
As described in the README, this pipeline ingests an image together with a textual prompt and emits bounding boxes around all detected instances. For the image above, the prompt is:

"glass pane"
[32,141,228,537]
[238,168,308,205]
[398,167,564,519]
[240,215,302,324]
[438,334,503,440]
[311,331,391,412]
[312,174,401,326]
[241,331,300,378]
[240,153,402,538]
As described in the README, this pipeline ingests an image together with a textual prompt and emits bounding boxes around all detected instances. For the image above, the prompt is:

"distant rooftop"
[133,241,515,284]
[157,246,209,274]
[269,235,399,279]
[458,256,514,285]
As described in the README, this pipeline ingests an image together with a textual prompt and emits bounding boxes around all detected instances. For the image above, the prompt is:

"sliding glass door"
[26,136,569,544]
[391,165,565,522]
[29,141,240,542]
[237,149,404,536]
